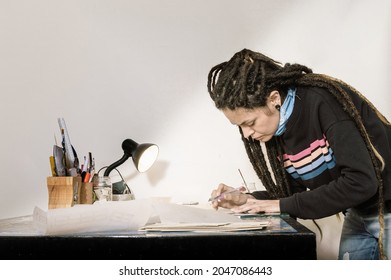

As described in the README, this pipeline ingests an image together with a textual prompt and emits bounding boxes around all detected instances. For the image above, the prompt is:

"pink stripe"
[283,137,329,162]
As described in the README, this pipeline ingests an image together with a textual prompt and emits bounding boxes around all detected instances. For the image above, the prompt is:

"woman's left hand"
[231,199,280,214]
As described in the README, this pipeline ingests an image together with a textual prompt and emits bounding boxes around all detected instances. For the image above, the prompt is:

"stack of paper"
[139,221,270,232]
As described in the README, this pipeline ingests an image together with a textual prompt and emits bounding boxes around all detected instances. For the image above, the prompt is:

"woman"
[207,49,391,260]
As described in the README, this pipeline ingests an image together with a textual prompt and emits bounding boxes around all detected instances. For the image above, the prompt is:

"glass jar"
[93,176,112,201]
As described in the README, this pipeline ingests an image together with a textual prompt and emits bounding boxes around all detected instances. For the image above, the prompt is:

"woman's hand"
[210,183,253,210]
[231,198,280,214]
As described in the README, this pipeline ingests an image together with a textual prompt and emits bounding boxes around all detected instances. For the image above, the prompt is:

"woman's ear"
[267,91,281,111]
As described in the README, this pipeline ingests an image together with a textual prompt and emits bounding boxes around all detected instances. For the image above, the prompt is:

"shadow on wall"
[146,160,170,186]
[298,214,344,260]
[121,160,170,187]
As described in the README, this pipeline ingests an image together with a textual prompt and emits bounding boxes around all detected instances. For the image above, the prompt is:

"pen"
[238,168,248,189]
[83,172,91,183]
[88,152,93,172]
[81,156,89,181]
[49,156,56,176]
[88,158,95,182]
[208,186,247,202]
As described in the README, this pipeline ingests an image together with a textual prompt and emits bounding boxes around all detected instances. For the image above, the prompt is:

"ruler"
[57,117,76,173]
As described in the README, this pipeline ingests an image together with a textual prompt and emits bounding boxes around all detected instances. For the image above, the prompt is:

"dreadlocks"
[207,48,390,259]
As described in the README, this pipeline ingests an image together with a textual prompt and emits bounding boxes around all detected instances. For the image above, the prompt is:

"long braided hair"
[207,49,389,259]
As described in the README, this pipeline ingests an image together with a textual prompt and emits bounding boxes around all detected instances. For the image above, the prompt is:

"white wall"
[1,0,390,259]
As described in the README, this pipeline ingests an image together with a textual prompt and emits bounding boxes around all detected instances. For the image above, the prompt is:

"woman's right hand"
[210,183,250,210]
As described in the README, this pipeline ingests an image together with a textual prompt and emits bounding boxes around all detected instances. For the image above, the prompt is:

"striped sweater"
[252,86,391,219]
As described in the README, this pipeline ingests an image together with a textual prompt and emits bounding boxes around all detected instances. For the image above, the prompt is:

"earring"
[275,104,281,111]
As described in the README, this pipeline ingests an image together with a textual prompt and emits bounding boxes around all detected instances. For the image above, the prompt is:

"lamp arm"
[103,154,130,176]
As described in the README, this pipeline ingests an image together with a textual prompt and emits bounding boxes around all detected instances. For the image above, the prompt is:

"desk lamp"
[103,139,159,177]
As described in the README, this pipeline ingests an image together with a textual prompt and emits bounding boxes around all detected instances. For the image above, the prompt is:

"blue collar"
[274,88,296,136]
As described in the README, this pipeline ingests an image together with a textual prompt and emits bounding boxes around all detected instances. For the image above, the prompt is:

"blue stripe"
[288,155,336,180]
[286,151,334,175]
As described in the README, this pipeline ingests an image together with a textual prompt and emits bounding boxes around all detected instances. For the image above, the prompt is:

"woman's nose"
[241,126,254,139]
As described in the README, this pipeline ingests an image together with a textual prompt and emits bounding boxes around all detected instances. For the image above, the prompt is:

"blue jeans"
[338,208,391,260]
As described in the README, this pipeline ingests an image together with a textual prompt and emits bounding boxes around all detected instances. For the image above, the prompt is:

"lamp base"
[112,180,135,200]
[112,193,135,201]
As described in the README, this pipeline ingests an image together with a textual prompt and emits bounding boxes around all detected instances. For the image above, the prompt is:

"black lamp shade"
[132,143,159,172]
[103,139,159,176]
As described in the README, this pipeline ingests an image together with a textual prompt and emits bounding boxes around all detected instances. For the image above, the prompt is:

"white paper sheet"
[32,200,261,235]
[33,200,153,235]
[150,201,240,223]
[139,221,269,232]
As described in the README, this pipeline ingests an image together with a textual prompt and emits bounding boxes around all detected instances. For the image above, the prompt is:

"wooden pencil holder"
[80,182,93,204]
[47,176,82,209]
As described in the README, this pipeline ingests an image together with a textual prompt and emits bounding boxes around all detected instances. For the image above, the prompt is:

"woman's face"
[222,91,281,143]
